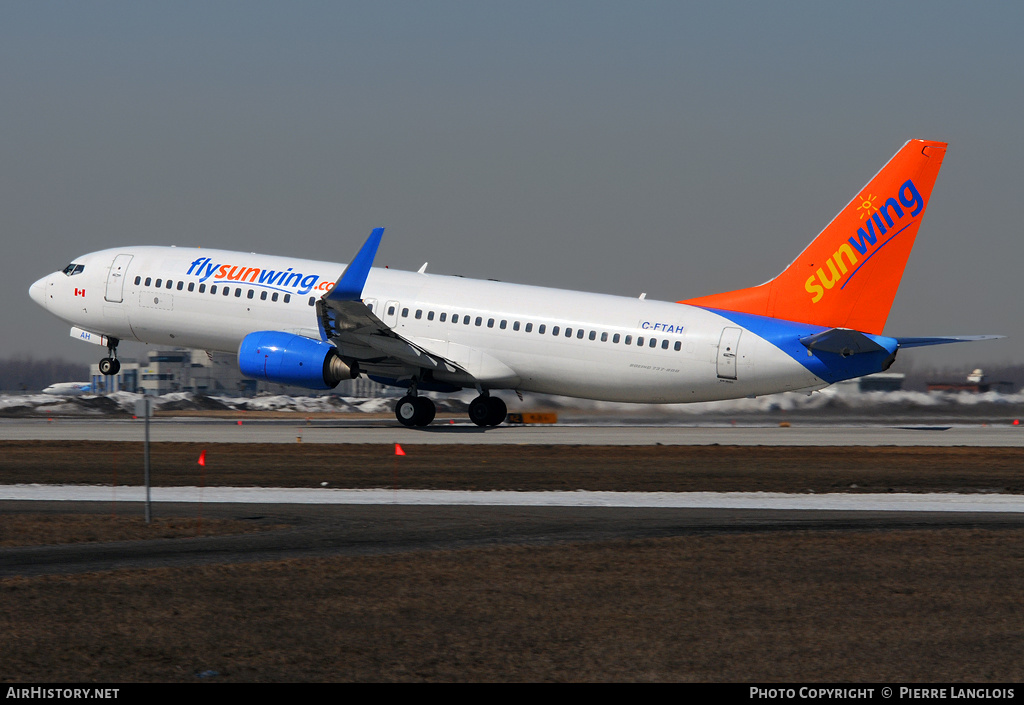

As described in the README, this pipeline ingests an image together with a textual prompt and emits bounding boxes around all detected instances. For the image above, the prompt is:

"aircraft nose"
[29,275,49,309]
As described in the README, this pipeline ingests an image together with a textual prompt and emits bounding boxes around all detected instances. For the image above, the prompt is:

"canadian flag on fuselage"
[680,139,946,336]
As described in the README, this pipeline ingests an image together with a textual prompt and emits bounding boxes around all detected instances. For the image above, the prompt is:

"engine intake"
[238,331,356,390]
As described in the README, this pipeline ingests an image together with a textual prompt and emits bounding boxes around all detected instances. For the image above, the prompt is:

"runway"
[4,500,1022,578]
[1,417,1022,445]
[4,416,1022,578]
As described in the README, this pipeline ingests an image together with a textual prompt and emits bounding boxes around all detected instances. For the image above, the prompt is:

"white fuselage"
[31,246,829,402]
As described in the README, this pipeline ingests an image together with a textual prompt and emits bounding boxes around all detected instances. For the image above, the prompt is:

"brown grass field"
[1,441,1023,682]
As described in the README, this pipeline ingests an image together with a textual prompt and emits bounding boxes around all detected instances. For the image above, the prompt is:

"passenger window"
[224,288,230,296]
[272,293,279,302]
[625,335,632,345]
[587,330,594,340]
[402,308,409,317]
[134,276,141,285]
[177,281,183,290]
[211,285,218,294]
[637,337,644,346]
[487,318,494,328]
[475,317,482,326]
[552,326,559,336]
[248,290,255,299]
[155,279,162,288]
[513,321,520,331]
[283,294,291,303]
[415,310,422,319]
[199,284,206,293]
[525,323,533,333]
[145,277,152,287]
[307,296,314,306]
[427,311,434,321]
[576,329,584,339]
[260,291,267,300]
[388,306,396,316]
[188,282,194,292]
[601,332,608,342]
[500,320,506,329]
[440,313,447,322]
[613,334,620,343]
[464,316,471,325]
[662,339,669,349]
[649,338,657,348]
[538,324,545,334]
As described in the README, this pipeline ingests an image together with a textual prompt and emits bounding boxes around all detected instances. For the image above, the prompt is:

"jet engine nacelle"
[238,331,357,390]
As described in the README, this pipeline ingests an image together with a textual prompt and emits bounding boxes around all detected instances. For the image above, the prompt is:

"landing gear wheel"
[395,396,418,427]
[395,395,436,427]
[469,395,507,427]
[99,358,120,376]
[485,396,506,426]
[413,396,436,426]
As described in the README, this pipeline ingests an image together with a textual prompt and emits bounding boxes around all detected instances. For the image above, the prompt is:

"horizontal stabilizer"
[896,335,1004,348]
[800,329,889,356]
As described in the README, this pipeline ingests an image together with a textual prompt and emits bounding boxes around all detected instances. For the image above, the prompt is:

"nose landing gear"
[98,338,121,376]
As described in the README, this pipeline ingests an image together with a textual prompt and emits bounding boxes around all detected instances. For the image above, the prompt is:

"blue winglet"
[326,227,384,301]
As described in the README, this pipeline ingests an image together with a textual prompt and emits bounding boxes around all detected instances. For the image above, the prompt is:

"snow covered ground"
[3,484,1024,512]
[0,387,1022,419]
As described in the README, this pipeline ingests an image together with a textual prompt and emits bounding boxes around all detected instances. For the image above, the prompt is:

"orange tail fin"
[680,139,947,335]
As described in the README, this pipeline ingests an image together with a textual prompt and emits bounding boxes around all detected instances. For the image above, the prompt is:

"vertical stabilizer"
[681,140,947,335]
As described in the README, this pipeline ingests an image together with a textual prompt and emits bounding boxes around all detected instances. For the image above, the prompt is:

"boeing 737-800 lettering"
[29,140,999,426]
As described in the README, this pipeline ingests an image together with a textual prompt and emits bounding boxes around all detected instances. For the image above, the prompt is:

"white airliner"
[42,382,93,396]
[29,140,999,426]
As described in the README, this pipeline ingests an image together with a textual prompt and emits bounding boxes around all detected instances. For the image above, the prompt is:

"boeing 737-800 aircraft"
[29,140,998,426]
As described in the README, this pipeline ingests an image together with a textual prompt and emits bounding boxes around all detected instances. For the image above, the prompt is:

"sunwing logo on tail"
[804,179,924,304]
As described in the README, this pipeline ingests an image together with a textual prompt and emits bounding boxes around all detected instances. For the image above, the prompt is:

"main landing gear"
[393,390,507,427]
[395,394,436,427]
[468,394,506,427]
[98,338,120,376]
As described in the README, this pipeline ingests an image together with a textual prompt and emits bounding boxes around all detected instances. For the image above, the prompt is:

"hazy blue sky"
[4,1,1021,374]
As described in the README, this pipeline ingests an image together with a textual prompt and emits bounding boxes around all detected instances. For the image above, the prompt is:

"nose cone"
[29,275,49,309]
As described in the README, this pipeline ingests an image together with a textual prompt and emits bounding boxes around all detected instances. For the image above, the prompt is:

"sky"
[3,1,1021,375]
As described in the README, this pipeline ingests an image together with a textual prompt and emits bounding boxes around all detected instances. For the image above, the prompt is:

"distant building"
[89,348,390,397]
[927,369,1013,394]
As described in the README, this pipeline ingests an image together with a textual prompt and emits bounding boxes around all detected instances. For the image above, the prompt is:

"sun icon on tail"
[856,193,878,219]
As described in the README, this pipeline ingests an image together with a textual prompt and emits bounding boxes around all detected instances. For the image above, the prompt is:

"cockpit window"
[62,263,85,276]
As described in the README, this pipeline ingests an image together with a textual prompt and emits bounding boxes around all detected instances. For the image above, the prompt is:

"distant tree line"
[0,356,90,392]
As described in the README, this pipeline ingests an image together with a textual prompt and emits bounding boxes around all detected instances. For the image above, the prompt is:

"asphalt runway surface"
[2,416,1023,445]
[5,500,1023,578]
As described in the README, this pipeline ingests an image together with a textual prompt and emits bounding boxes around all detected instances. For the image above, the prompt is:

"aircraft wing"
[315,228,467,376]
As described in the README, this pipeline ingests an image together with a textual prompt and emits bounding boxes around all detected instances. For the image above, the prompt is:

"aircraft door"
[104,254,134,303]
[716,327,742,380]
